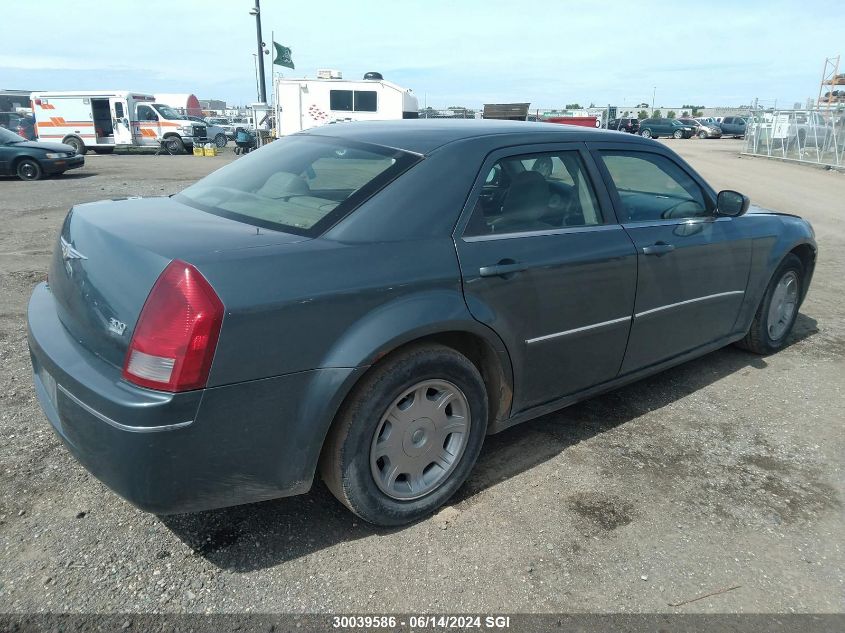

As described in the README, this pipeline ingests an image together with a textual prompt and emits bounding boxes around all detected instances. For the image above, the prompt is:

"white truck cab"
[31,91,207,154]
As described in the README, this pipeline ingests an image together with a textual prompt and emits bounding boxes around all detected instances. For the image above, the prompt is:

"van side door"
[135,104,159,146]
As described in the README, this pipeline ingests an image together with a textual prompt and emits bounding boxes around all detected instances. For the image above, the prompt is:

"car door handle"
[479,261,526,278]
[642,242,675,256]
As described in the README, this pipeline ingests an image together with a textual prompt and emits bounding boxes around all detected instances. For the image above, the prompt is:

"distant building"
[199,99,226,113]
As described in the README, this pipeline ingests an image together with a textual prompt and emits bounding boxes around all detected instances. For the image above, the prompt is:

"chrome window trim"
[635,290,745,318]
[526,315,631,345]
[463,223,622,243]
[621,216,731,230]
[57,384,194,433]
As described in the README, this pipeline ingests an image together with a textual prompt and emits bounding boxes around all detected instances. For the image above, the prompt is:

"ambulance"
[31,91,207,154]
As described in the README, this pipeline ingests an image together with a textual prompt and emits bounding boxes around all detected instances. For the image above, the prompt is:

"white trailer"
[274,71,418,137]
[31,90,208,154]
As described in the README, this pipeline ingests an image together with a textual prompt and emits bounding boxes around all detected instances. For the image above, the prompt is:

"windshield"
[152,104,184,120]
[176,135,422,237]
[0,127,26,143]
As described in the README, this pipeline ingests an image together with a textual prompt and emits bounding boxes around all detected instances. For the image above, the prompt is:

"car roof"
[302,119,651,154]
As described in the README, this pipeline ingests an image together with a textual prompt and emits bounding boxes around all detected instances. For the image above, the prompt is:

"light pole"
[249,0,267,103]
[252,54,260,103]
[652,86,656,116]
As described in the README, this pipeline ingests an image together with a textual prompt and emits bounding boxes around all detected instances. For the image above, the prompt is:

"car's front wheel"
[321,343,488,526]
[164,135,186,154]
[16,159,43,181]
[736,254,804,355]
[699,131,708,139]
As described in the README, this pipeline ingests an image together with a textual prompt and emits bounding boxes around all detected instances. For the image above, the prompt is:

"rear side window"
[176,135,421,236]
[599,151,712,222]
[465,150,603,236]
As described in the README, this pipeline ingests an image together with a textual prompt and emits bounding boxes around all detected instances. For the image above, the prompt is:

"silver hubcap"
[767,271,799,341]
[370,379,471,500]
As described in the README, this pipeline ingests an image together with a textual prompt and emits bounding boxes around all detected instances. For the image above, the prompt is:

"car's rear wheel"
[16,159,43,181]
[640,129,652,138]
[321,343,488,526]
[673,129,684,139]
[214,133,227,148]
[62,135,86,155]
[736,254,804,355]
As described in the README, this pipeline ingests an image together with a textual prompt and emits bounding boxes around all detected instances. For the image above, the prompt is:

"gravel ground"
[0,141,842,615]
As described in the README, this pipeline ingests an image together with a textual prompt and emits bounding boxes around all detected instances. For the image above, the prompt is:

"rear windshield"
[176,135,421,236]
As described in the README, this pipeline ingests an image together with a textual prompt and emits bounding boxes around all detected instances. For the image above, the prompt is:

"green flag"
[273,42,294,69]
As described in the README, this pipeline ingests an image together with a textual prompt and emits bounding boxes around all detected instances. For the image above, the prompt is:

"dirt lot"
[0,140,842,615]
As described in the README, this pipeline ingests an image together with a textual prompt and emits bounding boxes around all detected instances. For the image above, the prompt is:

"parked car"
[639,118,695,139]
[679,117,722,139]
[0,112,36,140]
[27,120,816,526]
[205,117,239,139]
[696,117,720,126]
[719,116,747,137]
[607,117,640,134]
[788,111,833,148]
[0,127,84,180]
[184,116,228,148]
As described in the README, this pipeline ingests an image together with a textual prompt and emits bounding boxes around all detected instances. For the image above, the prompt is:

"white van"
[31,91,207,154]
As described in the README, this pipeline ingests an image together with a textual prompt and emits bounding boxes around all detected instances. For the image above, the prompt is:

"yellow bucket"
[203,146,217,157]
[192,146,203,156]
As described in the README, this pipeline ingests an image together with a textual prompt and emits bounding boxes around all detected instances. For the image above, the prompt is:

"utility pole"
[652,86,656,115]
[252,54,260,102]
[250,0,267,103]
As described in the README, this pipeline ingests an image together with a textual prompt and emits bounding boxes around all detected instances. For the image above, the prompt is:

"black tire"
[640,128,652,138]
[673,130,684,139]
[736,254,804,355]
[16,159,42,181]
[320,343,488,526]
[214,133,227,148]
[93,147,115,154]
[163,135,185,154]
[699,131,708,139]
[62,136,86,155]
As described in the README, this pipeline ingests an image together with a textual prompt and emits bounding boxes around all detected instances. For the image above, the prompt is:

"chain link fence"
[743,108,845,168]
[419,107,479,119]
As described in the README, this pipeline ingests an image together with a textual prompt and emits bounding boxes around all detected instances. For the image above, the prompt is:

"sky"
[1,0,843,110]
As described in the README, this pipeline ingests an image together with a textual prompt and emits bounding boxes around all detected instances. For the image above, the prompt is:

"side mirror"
[716,190,750,217]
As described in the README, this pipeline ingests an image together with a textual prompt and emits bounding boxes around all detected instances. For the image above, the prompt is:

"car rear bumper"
[41,155,84,174]
[28,282,359,514]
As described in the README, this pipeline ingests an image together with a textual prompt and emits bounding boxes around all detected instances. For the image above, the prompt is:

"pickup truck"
[789,111,833,148]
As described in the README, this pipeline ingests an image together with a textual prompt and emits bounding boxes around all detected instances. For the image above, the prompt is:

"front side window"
[136,105,157,121]
[176,135,421,236]
[465,151,603,236]
[114,102,124,118]
[153,104,183,120]
[599,151,711,222]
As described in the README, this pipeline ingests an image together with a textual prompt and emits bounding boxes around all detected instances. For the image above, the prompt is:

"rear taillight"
[122,260,224,392]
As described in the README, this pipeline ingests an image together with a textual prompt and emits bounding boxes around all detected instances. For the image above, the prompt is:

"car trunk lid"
[48,196,307,369]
